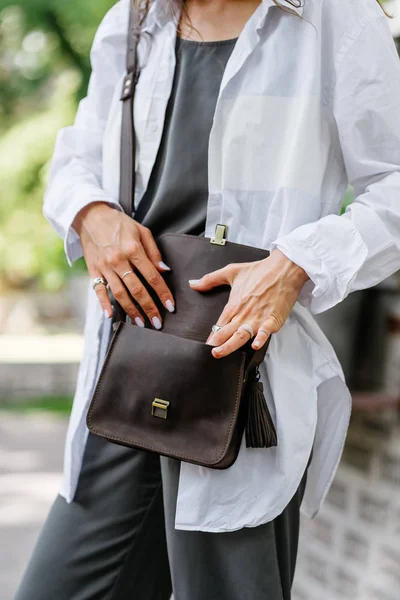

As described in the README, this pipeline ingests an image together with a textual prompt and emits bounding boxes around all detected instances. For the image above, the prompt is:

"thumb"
[189,267,230,292]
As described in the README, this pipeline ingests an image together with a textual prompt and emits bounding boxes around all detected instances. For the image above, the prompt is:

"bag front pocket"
[87,322,247,468]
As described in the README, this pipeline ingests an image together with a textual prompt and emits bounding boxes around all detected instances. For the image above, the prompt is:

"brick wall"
[294,409,400,600]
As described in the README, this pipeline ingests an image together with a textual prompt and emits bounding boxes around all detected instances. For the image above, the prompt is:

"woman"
[16,0,400,598]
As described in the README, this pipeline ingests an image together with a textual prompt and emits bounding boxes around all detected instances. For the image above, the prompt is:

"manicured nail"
[135,317,145,328]
[213,346,222,354]
[165,299,175,313]
[104,309,111,319]
[152,316,162,330]
[159,261,171,271]
[253,340,261,348]
[189,279,201,285]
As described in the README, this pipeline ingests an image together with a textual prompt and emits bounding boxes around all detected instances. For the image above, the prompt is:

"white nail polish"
[253,340,261,348]
[152,316,162,330]
[189,279,201,285]
[104,310,111,319]
[165,299,175,313]
[159,261,171,271]
[135,317,145,328]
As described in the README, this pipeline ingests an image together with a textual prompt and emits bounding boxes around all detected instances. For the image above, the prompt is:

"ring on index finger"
[212,324,223,334]
[91,277,108,290]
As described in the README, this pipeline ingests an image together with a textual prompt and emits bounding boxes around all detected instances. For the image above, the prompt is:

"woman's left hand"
[189,250,310,358]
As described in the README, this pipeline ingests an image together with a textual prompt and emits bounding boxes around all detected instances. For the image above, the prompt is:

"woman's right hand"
[72,202,175,329]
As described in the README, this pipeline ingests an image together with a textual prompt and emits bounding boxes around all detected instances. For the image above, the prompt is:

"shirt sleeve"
[43,0,129,265]
[270,16,400,314]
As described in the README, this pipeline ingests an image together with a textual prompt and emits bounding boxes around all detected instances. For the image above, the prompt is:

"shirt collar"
[146,0,179,31]
[274,0,304,17]
[146,0,304,31]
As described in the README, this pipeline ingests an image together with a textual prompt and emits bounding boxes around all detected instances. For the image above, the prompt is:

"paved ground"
[0,413,68,600]
[1,413,310,600]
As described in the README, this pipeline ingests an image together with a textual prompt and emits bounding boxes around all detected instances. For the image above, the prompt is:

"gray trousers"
[15,433,307,600]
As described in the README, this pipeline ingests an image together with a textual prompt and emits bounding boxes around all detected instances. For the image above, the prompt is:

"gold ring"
[121,270,133,280]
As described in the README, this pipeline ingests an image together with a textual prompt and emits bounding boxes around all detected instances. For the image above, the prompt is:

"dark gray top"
[136,36,237,236]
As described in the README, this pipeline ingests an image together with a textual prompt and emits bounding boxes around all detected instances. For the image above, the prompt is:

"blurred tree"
[0,0,114,114]
[0,0,115,290]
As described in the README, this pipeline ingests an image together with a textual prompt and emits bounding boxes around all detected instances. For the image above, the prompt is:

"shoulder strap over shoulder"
[119,1,141,217]
[113,2,142,325]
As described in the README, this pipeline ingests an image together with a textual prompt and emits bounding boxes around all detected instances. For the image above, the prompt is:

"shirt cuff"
[63,192,124,266]
[270,215,368,314]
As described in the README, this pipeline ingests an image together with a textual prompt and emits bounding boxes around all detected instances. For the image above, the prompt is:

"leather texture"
[119,3,138,217]
[87,233,273,469]
[87,322,247,468]
[147,233,270,343]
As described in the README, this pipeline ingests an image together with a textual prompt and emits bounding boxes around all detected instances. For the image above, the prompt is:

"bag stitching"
[87,323,246,466]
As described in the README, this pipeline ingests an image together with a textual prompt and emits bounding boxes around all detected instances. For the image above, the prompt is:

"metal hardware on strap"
[210,224,228,246]
[120,73,134,101]
[120,68,141,101]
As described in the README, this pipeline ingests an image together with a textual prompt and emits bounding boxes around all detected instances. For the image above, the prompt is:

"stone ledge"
[0,334,83,364]
[0,363,79,401]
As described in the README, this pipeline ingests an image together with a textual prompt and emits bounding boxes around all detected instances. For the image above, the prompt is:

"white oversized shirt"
[44,0,400,531]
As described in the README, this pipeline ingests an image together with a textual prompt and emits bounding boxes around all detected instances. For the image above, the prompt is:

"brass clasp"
[210,224,227,246]
[152,398,170,419]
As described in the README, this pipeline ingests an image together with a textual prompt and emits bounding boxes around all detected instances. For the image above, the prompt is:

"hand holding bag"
[86,3,277,468]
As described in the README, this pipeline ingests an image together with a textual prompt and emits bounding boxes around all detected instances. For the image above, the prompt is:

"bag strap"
[119,2,141,217]
[112,3,142,325]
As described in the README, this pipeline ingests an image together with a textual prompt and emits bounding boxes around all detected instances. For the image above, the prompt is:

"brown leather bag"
[86,5,277,468]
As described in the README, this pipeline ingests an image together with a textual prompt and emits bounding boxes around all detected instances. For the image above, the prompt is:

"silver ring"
[91,277,107,290]
[121,270,133,280]
[237,323,254,338]
[212,324,223,334]
[258,329,269,336]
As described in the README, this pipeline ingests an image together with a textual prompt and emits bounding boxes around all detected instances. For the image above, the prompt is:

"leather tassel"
[245,369,277,449]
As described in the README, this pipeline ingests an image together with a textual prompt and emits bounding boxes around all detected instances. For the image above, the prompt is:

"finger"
[138,225,171,272]
[214,303,240,328]
[90,271,113,319]
[115,265,165,328]
[252,315,281,350]
[189,266,233,292]
[211,327,253,359]
[125,242,175,313]
[252,329,270,350]
[205,318,241,347]
[105,270,147,328]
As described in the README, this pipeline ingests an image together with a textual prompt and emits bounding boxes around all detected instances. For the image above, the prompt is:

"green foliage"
[0,0,116,290]
[0,395,73,413]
